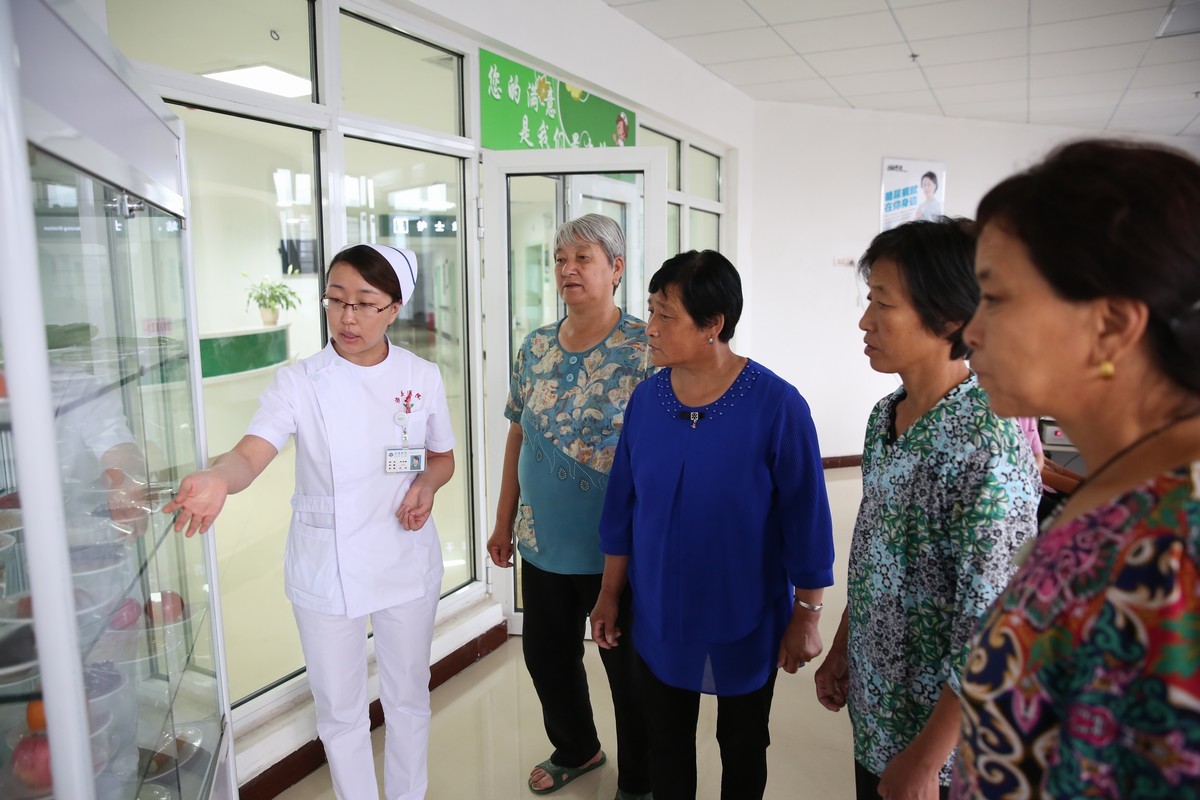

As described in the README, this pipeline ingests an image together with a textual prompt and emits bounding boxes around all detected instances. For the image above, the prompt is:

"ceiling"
[602,0,1200,138]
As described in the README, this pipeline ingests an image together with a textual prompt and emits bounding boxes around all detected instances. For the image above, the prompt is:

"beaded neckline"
[654,361,760,428]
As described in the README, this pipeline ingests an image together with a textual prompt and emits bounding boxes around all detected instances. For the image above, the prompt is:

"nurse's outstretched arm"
[397,448,454,531]
[164,435,279,538]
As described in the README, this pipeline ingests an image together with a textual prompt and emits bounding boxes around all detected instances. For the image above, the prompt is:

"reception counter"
[199,324,289,380]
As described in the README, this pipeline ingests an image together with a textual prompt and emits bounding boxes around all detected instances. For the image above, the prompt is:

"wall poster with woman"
[882,157,946,231]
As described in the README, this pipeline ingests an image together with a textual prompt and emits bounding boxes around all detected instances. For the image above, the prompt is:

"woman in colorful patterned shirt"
[954,140,1200,799]
[487,214,655,798]
[814,218,1040,800]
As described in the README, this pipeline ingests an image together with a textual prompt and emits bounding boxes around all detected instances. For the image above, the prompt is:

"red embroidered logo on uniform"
[395,391,423,413]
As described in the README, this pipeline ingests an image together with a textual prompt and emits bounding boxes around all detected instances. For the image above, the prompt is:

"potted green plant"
[245,271,301,326]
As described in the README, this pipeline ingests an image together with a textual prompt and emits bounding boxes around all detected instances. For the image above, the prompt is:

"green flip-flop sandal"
[528,751,607,794]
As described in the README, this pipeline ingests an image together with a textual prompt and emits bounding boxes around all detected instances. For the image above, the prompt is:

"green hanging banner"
[480,49,636,151]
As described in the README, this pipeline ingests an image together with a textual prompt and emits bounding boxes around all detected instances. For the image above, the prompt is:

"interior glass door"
[567,173,646,316]
[506,171,646,361]
[482,147,667,632]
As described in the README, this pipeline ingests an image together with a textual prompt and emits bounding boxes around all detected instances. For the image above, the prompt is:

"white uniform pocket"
[284,520,339,607]
[291,493,335,528]
[286,494,338,607]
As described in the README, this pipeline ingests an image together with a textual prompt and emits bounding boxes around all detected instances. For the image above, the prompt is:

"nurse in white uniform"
[165,244,455,800]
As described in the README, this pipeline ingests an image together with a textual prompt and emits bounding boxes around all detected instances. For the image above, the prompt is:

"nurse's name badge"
[385,446,427,474]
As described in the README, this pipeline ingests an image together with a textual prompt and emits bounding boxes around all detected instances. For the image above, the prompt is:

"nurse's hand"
[164,470,230,537]
[589,593,621,649]
[397,482,434,531]
[487,528,514,567]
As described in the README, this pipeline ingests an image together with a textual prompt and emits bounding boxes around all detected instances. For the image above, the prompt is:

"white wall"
[750,100,1200,456]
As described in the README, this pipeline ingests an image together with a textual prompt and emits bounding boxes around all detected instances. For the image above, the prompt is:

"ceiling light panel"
[204,65,311,98]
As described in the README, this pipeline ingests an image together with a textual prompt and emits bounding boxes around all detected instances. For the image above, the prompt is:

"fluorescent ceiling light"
[388,183,456,212]
[204,65,311,98]
[1157,0,1200,37]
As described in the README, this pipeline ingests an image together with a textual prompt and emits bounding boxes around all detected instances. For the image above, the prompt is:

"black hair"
[857,218,978,360]
[977,138,1200,394]
[330,244,403,303]
[648,250,742,342]
[921,171,938,190]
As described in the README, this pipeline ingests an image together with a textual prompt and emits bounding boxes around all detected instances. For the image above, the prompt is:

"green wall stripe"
[199,329,288,379]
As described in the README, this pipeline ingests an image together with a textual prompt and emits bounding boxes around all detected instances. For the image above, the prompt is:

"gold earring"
[1099,360,1115,379]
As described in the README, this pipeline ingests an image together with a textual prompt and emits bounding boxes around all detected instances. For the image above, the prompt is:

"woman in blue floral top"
[487,214,655,799]
[954,140,1200,798]
[814,218,1040,800]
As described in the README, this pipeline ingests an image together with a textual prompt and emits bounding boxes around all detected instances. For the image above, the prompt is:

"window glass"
[341,11,463,136]
[688,146,721,202]
[689,208,720,251]
[668,203,681,256]
[169,103,321,702]
[343,137,472,594]
[107,0,315,101]
[638,127,680,191]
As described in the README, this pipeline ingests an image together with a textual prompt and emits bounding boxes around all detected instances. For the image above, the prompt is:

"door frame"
[481,146,667,632]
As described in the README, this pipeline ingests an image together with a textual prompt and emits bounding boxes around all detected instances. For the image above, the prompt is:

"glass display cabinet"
[0,1,234,798]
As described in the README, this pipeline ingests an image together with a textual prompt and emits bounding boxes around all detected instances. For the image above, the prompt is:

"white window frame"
[636,117,730,254]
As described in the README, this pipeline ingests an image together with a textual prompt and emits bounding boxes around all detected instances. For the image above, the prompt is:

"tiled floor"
[274,636,856,800]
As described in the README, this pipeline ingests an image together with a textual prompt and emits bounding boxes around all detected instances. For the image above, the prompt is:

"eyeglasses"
[321,296,393,316]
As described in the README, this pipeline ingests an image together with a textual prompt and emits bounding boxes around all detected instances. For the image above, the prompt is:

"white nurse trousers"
[293,589,439,800]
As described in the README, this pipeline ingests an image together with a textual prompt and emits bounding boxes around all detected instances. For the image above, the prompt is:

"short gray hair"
[554,214,625,266]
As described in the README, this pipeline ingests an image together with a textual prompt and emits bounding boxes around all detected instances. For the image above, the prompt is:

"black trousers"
[520,561,651,793]
[854,760,950,800]
[638,654,778,800]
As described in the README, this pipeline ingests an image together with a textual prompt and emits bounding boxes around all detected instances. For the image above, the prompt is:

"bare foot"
[529,749,604,791]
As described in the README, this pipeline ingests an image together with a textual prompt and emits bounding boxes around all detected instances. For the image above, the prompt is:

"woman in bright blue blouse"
[591,250,835,800]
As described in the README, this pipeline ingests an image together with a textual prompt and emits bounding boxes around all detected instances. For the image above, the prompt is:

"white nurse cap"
[365,244,418,305]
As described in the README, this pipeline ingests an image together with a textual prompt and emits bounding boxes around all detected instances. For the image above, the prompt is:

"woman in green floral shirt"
[814,218,1040,800]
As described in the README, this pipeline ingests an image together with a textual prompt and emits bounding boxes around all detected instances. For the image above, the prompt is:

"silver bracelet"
[794,598,823,613]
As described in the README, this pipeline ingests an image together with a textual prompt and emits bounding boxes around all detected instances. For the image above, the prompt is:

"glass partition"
[168,103,320,704]
[0,147,220,799]
[342,137,472,594]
